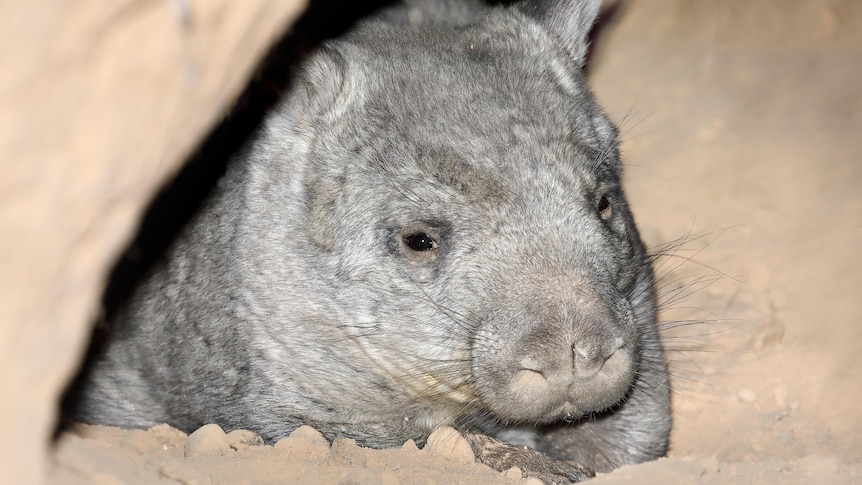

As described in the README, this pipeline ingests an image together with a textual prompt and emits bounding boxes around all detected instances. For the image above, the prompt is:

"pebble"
[226,429,264,451]
[423,426,475,464]
[184,423,229,457]
[274,425,331,460]
[503,466,523,479]
[329,437,368,467]
[147,423,188,451]
[289,425,330,446]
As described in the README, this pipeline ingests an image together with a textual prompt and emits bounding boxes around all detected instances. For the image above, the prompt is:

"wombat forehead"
[340,48,612,175]
[414,147,510,204]
[346,57,607,189]
[344,24,582,122]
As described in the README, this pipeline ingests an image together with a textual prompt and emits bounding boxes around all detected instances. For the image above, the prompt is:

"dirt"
[0,1,306,482]
[47,1,862,484]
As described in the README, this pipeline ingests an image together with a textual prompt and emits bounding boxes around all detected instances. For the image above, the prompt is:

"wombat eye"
[403,232,439,252]
[598,194,612,219]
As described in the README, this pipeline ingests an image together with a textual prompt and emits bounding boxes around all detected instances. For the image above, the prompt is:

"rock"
[184,423,229,457]
[274,425,331,460]
[504,466,523,479]
[288,425,330,447]
[329,438,368,467]
[226,429,264,451]
[423,427,475,464]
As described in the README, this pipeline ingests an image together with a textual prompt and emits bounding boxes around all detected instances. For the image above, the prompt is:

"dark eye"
[598,194,612,219]
[403,232,439,252]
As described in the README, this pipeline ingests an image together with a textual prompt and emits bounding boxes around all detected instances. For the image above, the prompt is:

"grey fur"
[67,0,670,481]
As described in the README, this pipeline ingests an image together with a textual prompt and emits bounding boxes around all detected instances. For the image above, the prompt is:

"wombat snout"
[477,289,637,422]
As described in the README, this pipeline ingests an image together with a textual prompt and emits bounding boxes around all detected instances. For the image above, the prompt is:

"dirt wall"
[0,1,306,482]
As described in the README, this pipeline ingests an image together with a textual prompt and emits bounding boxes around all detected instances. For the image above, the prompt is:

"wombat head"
[236,0,657,430]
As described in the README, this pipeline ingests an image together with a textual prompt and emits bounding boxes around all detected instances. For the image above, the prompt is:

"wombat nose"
[515,335,625,389]
[494,324,637,420]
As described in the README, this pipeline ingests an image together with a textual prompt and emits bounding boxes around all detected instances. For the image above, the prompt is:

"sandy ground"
[48,1,862,484]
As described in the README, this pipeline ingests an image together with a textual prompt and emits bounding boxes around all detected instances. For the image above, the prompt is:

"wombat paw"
[463,432,593,484]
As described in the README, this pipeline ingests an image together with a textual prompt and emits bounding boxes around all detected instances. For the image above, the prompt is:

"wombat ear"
[288,46,354,121]
[518,0,602,68]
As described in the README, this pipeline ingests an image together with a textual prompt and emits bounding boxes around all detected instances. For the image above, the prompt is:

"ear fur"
[518,0,602,67]
[288,46,353,122]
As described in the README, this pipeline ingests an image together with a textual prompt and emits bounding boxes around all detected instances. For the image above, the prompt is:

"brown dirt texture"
[43,0,862,484]
[0,1,307,483]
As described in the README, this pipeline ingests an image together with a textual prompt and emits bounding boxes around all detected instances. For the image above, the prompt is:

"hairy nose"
[499,294,637,417]
[516,331,626,390]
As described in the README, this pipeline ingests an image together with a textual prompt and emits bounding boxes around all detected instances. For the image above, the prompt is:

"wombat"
[65,0,671,482]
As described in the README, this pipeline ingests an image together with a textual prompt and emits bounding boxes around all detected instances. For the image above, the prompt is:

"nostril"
[516,356,573,390]
[574,336,624,362]
[511,368,548,390]
[574,341,605,363]
[573,342,592,362]
[518,356,542,373]
[573,337,625,378]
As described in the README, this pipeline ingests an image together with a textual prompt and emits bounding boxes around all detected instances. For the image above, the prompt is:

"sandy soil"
[48,1,862,484]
